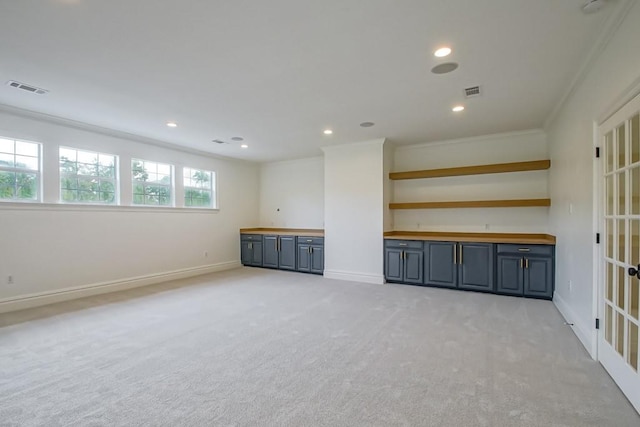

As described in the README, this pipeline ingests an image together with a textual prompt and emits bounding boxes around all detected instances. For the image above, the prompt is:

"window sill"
[0,201,220,214]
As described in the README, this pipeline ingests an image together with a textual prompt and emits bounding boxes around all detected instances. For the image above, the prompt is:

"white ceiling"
[0,0,621,162]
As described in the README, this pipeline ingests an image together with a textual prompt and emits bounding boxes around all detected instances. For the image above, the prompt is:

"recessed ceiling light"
[434,47,452,57]
[431,62,459,74]
[166,122,178,128]
[360,122,375,128]
[452,105,465,112]
[323,129,333,135]
[240,144,248,149]
[231,136,244,141]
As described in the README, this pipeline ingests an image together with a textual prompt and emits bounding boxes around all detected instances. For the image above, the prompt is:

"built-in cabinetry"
[384,240,424,284]
[240,234,263,267]
[240,229,324,275]
[384,233,555,300]
[496,244,554,299]
[423,242,494,292]
[297,237,325,274]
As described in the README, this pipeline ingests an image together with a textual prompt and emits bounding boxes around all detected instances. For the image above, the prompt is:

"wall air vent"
[6,80,49,95]
[464,86,482,98]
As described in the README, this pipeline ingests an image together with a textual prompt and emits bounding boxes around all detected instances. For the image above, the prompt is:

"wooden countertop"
[240,227,325,237]
[384,231,556,245]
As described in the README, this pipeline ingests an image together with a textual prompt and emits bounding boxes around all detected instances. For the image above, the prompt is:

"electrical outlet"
[7,275,14,285]
[485,224,490,230]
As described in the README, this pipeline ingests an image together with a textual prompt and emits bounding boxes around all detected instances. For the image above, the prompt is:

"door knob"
[628,265,640,279]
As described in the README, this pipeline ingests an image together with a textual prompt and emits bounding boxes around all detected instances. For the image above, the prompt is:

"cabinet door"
[403,249,423,284]
[297,244,311,272]
[278,236,296,270]
[310,245,324,274]
[240,241,252,266]
[524,257,553,299]
[385,248,403,282]
[251,242,263,266]
[424,242,457,288]
[458,243,495,291]
[262,235,279,268]
[496,255,524,295]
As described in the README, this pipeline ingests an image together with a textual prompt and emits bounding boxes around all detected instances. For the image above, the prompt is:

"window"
[59,147,117,204]
[0,137,41,201]
[183,167,215,208]
[132,159,173,206]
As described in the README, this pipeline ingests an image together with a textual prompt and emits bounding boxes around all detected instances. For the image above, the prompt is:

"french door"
[600,91,640,413]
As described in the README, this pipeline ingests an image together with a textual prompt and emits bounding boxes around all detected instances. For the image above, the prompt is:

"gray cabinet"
[496,244,554,299]
[297,237,324,274]
[424,241,494,292]
[384,240,423,284]
[262,235,296,270]
[240,234,263,267]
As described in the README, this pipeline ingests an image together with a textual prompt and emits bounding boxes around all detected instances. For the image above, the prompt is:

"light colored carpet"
[0,267,638,427]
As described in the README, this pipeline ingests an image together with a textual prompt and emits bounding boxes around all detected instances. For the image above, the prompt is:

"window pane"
[15,141,38,157]
[15,173,37,200]
[0,138,14,154]
[157,163,170,175]
[98,154,115,168]
[0,171,16,199]
[15,155,38,170]
[0,152,14,167]
[60,147,117,204]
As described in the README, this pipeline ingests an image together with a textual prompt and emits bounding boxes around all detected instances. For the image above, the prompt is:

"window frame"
[59,146,119,205]
[183,167,216,209]
[0,137,42,203]
[131,158,174,207]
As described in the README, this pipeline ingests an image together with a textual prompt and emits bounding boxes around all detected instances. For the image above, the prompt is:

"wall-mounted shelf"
[389,198,551,210]
[389,159,550,180]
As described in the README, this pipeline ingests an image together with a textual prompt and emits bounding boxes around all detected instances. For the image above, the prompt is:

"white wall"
[0,109,259,311]
[259,157,324,228]
[547,1,640,356]
[322,139,386,284]
[392,130,549,233]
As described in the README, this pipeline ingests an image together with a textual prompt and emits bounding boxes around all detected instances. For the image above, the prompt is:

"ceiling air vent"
[212,139,227,144]
[6,80,49,95]
[464,85,482,98]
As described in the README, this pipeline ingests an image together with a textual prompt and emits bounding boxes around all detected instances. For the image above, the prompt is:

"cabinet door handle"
[459,244,463,265]
[306,239,313,242]
[277,238,280,252]
[399,243,407,247]
[249,242,253,249]
[525,258,529,269]
[520,258,523,268]
[453,244,457,264]
[518,248,530,252]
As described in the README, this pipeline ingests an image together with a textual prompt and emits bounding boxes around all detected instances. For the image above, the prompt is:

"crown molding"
[394,129,545,151]
[543,0,637,130]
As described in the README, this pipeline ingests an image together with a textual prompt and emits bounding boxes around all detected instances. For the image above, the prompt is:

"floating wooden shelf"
[389,159,550,180]
[389,198,551,210]
[384,231,556,245]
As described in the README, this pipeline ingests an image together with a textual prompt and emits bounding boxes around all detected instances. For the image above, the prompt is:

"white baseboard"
[323,269,385,285]
[553,292,596,359]
[0,261,241,314]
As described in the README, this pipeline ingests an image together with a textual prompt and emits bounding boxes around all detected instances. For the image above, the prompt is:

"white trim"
[393,129,544,151]
[592,120,602,363]
[0,201,219,213]
[544,0,637,129]
[323,269,385,285]
[553,292,597,359]
[0,261,241,314]
[260,156,323,168]
[0,103,253,164]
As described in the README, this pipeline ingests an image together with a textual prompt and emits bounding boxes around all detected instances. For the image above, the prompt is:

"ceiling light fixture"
[231,136,244,141]
[452,105,465,112]
[434,47,452,58]
[323,129,333,135]
[240,144,248,149]
[166,122,178,128]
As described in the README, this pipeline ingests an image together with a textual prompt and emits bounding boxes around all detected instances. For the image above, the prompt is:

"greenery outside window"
[132,159,173,206]
[60,147,117,204]
[0,137,41,202]
[183,167,215,208]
